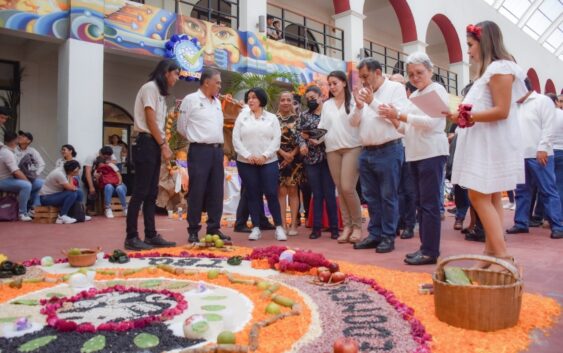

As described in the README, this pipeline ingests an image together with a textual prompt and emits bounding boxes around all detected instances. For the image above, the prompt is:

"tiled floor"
[1,210,562,352]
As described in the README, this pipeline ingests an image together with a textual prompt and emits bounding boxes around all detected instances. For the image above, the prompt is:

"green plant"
[226,72,298,111]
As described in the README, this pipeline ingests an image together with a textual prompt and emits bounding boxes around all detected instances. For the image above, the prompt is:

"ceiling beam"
[517,0,543,27]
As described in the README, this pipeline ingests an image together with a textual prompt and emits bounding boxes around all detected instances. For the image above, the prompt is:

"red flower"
[466,24,482,40]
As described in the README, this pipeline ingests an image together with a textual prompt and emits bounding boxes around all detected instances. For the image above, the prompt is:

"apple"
[331,272,346,283]
[265,302,281,315]
[333,337,359,353]
[217,330,236,344]
[318,271,331,283]
[328,262,340,273]
[317,266,330,274]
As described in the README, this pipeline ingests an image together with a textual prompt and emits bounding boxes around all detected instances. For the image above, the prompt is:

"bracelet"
[159,141,166,147]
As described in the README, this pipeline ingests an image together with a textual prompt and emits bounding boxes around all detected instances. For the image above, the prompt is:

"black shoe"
[330,230,339,240]
[145,234,176,248]
[125,237,154,251]
[447,207,457,215]
[208,230,231,241]
[259,223,276,231]
[234,225,252,233]
[405,249,422,259]
[353,237,381,249]
[461,227,474,234]
[529,219,543,228]
[506,226,529,234]
[551,230,563,239]
[404,252,437,265]
[188,232,199,243]
[309,230,321,239]
[464,231,486,242]
[400,228,414,239]
[376,238,394,253]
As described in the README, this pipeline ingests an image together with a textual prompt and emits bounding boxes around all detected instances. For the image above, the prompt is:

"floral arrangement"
[248,246,335,272]
[40,285,187,333]
[457,103,474,128]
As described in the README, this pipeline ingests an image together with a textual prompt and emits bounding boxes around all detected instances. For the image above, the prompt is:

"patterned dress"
[277,113,303,186]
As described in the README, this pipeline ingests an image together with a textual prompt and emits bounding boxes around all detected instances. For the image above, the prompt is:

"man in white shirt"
[350,58,407,253]
[547,93,563,239]
[507,80,563,239]
[0,131,41,220]
[178,68,230,243]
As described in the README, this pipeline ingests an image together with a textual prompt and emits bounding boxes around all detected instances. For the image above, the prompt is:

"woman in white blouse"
[318,71,363,244]
[379,52,449,265]
[55,144,77,170]
[233,87,286,241]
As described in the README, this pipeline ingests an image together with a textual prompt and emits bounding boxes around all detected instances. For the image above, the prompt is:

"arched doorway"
[284,24,320,53]
[526,68,541,93]
[103,102,134,192]
[545,79,556,94]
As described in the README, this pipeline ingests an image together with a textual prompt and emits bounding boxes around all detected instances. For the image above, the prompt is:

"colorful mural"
[0,0,346,84]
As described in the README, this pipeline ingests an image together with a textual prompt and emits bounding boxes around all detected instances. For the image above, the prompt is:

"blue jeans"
[454,184,470,220]
[410,156,447,257]
[0,177,42,214]
[359,142,404,241]
[237,161,282,226]
[555,149,563,213]
[40,189,84,216]
[514,157,563,231]
[305,160,338,232]
[398,157,416,230]
[104,184,127,208]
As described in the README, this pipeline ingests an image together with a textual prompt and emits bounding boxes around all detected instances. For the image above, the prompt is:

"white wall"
[0,36,60,173]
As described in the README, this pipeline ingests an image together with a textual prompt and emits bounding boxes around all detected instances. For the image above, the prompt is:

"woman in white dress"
[446,21,527,265]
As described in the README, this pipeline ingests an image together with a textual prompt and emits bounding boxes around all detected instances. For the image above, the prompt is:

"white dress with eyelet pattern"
[451,60,527,194]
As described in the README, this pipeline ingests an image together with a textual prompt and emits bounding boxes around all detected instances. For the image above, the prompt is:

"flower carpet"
[0,246,559,353]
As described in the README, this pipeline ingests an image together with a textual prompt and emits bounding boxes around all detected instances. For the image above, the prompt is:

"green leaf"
[80,335,106,353]
[46,292,65,298]
[133,333,159,349]
[201,305,226,311]
[18,336,57,352]
[11,299,39,306]
[202,295,227,301]
[191,320,209,333]
[203,313,223,322]
[166,282,190,290]
[138,279,162,288]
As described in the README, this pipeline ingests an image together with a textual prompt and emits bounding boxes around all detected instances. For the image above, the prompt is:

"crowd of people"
[1,20,562,267]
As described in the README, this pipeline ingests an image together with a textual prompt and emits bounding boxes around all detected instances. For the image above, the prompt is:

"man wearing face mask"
[350,58,408,254]
[297,86,339,239]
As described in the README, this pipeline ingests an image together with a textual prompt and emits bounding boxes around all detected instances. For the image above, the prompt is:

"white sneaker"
[123,208,127,217]
[503,202,514,210]
[275,226,287,241]
[105,208,114,218]
[19,213,32,222]
[56,215,77,224]
[509,203,516,211]
[28,209,35,217]
[248,227,261,241]
[85,215,92,221]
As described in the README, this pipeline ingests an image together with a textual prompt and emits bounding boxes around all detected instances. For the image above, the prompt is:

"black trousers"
[126,134,160,239]
[187,144,224,234]
[235,184,270,228]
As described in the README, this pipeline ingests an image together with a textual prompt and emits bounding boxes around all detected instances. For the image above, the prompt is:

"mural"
[0,0,346,84]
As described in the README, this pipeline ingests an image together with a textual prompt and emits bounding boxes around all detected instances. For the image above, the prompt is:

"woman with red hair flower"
[444,21,527,267]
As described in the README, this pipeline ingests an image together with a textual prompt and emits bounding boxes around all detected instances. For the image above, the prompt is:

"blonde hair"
[470,21,515,78]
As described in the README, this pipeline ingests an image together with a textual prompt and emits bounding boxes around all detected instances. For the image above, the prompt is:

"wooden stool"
[111,197,124,216]
[33,206,60,224]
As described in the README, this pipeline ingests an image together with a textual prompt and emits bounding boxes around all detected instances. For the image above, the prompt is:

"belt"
[190,142,223,148]
[138,132,155,138]
[363,139,401,151]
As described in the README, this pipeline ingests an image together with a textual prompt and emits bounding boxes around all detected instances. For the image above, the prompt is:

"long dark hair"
[327,70,351,114]
[148,59,180,96]
[469,21,514,78]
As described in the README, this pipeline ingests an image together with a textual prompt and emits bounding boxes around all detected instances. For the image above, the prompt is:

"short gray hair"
[405,52,433,71]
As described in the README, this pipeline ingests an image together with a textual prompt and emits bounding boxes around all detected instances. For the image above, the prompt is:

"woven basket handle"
[436,254,521,281]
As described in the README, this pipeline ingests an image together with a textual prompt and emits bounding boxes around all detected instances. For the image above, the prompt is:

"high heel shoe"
[472,251,494,270]
[337,226,352,243]
[348,228,362,243]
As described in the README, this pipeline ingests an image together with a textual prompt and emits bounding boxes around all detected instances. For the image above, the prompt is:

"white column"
[238,0,267,33]
[401,40,428,55]
[449,61,471,95]
[57,39,104,165]
[333,10,365,62]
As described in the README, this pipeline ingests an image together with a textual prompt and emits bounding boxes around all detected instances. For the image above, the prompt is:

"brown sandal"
[337,227,352,243]
[348,228,362,243]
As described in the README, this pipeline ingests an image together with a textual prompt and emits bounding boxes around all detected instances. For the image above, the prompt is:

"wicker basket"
[433,254,523,332]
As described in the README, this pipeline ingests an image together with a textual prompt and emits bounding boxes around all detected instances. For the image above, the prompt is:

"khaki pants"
[327,147,362,229]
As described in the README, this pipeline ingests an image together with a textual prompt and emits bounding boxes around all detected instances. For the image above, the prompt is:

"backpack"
[96,164,120,188]
[18,153,38,182]
[0,193,18,221]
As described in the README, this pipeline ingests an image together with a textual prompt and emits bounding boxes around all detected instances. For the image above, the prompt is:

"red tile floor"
[1,210,562,353]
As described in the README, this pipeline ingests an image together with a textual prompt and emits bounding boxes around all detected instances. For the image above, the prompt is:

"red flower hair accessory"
[466,24,482,41]
[457,104,474,128]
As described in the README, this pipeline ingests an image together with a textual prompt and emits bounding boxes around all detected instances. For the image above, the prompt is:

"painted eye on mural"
[187,21,202,34]
[215,30,232,40]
